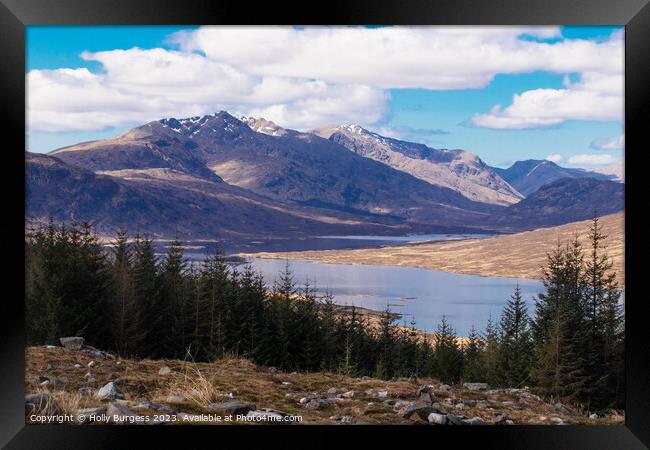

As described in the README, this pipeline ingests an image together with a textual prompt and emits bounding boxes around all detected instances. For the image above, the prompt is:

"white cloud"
[28,48,386,132]
[567,154,618,165]
[590,134,624,150]
[471,73,623,129]
[173,26,621,90]
[27,26,624,133]
[545,154,563,163]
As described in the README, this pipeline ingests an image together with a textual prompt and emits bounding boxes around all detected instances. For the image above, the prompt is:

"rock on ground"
[463,382,490,391]
[208,401,256,415]
[25,393,61,416]
[428,412,448,425]
[96,382,124,401]
[59,337,84,350]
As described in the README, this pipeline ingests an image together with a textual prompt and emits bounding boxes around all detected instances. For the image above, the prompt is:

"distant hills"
[315,124,522,206]
[492,159,617,197]
[26,112,624,240]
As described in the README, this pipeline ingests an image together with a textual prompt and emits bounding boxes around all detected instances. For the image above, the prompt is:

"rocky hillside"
[491,177,624,230]
[316,124,522,206]
[49,112,500,229]
[492,159,617,196]
[26,152,414,239]
[25,344,621,426]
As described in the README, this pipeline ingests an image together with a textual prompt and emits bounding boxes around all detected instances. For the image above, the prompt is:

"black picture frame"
[1,0,648,448]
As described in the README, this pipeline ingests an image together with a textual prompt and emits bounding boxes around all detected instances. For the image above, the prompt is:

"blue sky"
[26,26,624,171]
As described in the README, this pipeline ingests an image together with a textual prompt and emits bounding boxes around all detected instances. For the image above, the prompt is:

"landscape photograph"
[25,25,625,426]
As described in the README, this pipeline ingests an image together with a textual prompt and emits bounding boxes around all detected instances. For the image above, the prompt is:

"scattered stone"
[96,382,124,401]
[431,402,447,414]
[505,420,515,425]
[396,401,435,421]
[341,390,355,399]
[35,375,48,384]
[364,389,375,396]
[158,366,171,375]
[493,413,509,425]
[463,382,490,391]
[438,384,451,391]
[327,387,348,396]
[427,412,448,425]
[73,364,81,369]
[25,393,61,416]
[465,399,477,408]
[383,399,396,406]
[166,395,186,404]
[44,345,61,350]
[305,398,333,410]
[281,381,291,386]
[589,413,598,420]
[554,402,574,415]
[376,391,388,398]
[462,416,486,425]
[416,385,435,404]
[501,401,515,407]
[45,376,66,387]
[59,337,84,350]
[299,397,310,404]
[340,416,352,423]
[107,402,137,424]
[87,361,95,368]
[550,416,563,423]
[361,376,370,380]
[78,387,94,396]
[456,403,465,409]
[83,372,96,383]
[446,414,464,425]
[208,401,256,415]
[268,367,278,374]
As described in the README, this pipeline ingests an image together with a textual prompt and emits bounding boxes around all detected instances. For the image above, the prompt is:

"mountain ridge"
[315,124,523,206]
[492,159,617,196]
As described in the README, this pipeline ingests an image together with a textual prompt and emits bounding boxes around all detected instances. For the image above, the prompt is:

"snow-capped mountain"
[313,124,523,206]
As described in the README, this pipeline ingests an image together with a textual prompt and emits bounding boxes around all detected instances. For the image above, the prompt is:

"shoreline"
[236,212,624,288]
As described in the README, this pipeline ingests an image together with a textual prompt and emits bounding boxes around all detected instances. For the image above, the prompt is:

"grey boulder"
[59,337,84,350]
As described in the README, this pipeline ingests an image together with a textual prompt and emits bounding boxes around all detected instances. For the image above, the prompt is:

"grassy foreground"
[25,346,623,426]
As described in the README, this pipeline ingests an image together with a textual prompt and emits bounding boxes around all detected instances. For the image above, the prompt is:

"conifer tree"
[583,215,624,409]
[496,285,533,387]
[433,315,463,383]
[131,233,160,357]
[483,314,501,386]
[531,239,589,403]
[462,325,485,382]
[110,228,140,355]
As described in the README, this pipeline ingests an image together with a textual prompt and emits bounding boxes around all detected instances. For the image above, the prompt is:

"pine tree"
[583,215,624,410]
[131,233,160,358]
[462,325,485,382]
[110,228,140,355]
[531,238,589,403]
[374,306,398,379]
[433,315,463,383]
[496,285,533,387]
[158,237,189,358]
[319,290,339,372]
[483,314,501,386]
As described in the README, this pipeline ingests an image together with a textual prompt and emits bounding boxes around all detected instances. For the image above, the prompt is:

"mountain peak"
[237,116,288,137]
